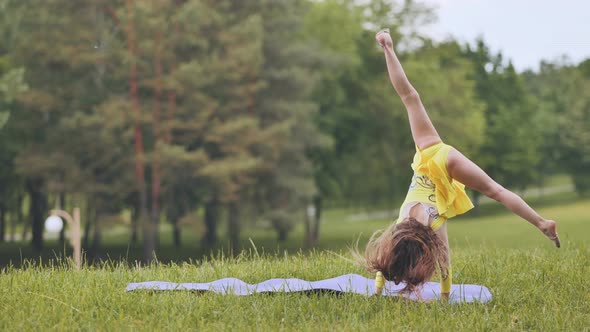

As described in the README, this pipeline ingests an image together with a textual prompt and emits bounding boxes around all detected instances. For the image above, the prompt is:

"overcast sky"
[421,0,590,71]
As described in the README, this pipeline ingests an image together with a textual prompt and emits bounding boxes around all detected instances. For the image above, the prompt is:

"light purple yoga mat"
[126,273,492,303]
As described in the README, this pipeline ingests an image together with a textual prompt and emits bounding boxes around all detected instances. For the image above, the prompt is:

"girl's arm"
[436,223,451,300]
[376,30,441,150]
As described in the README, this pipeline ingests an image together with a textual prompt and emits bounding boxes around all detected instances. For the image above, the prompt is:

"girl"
[363,29,561,300]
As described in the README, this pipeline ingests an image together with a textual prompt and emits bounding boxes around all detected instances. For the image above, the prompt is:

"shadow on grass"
[0,235,353,269]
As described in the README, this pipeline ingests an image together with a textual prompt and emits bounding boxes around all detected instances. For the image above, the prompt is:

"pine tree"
[6,0,108,250]
[254,0,330,244]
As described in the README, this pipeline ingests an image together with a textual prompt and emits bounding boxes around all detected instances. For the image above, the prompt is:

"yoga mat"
[126,273,492,303]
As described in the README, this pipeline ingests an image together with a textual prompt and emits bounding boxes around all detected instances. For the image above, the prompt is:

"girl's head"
[361,218,448,293]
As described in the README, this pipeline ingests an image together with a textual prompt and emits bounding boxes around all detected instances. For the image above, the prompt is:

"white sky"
[421,0,590,71]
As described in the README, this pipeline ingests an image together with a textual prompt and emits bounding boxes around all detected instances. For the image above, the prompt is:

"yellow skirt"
[399,142,474,230]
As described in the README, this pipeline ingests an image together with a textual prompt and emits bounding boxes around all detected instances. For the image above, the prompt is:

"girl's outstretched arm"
[436,222,452,300]
[376,29,441,150]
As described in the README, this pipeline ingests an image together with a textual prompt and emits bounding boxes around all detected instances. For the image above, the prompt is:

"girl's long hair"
[356,218,448,293]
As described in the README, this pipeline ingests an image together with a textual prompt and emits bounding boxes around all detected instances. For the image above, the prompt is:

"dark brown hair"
[358,218,448,293]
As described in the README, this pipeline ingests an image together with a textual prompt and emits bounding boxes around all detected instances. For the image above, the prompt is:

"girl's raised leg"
[376,30,441,150]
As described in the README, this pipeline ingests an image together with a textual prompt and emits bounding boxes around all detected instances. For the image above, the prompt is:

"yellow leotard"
[397,142,474,230]
[397,142,474,294]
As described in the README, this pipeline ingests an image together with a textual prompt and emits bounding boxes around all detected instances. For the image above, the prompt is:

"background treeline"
[0,0,588,262]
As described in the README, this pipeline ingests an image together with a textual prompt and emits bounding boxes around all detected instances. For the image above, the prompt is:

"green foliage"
[301,0,363,61]
[556,72,590,194]
[0,54,28,232]
[524,60,590,194]
[0,67,27,103]
[578,58,590,78]
[406,41,485,156]
[463,40,541,190]
[0,64,28,129]
[0,112,7,129]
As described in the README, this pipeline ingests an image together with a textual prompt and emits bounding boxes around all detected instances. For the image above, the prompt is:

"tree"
[525,60,590,194]
[4,0,140,254]
[246,0,330,245]
[522,60,570,187]
[7,0,100,250]
[463,39,541,204]
[560,71,590,194]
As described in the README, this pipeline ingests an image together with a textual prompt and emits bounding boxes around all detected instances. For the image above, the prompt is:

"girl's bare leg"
[447,149,560,247]
[376,30,441,150]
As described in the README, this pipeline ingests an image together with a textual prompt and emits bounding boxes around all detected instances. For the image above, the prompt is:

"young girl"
[363,29,561,300]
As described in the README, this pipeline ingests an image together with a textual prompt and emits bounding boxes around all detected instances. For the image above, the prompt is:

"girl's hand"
[540,219,560,248]
[376,29,393,48]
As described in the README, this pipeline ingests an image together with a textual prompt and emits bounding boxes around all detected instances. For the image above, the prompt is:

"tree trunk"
[305,196,322,248]
[227,202,240,255]
[277,227,288,242]
[140,191,152,263]
[21,202,30,242]
[149,162,160,251]
[165,16,179,145]
[202,198,220,250]
[58,192,66,244]
[163,20,179,249]
[311,196,322,245]
[124,0,150,263]
[173,221,181,248]
[166,203,183,248]
[150,29,164,251]
[89,214,102,262]
[28,180,47,252]
[9,193,22,242]
[82,206,94,249]
[304,205,312,248]
[0,207,5,242]
[130,205,138,244]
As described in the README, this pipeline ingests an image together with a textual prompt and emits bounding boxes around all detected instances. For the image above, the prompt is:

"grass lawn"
[1,194,589,330]
[1,247,588,330]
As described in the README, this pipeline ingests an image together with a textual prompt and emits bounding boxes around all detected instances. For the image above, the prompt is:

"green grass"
[1,195,590,330]
[1,245,589,331]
